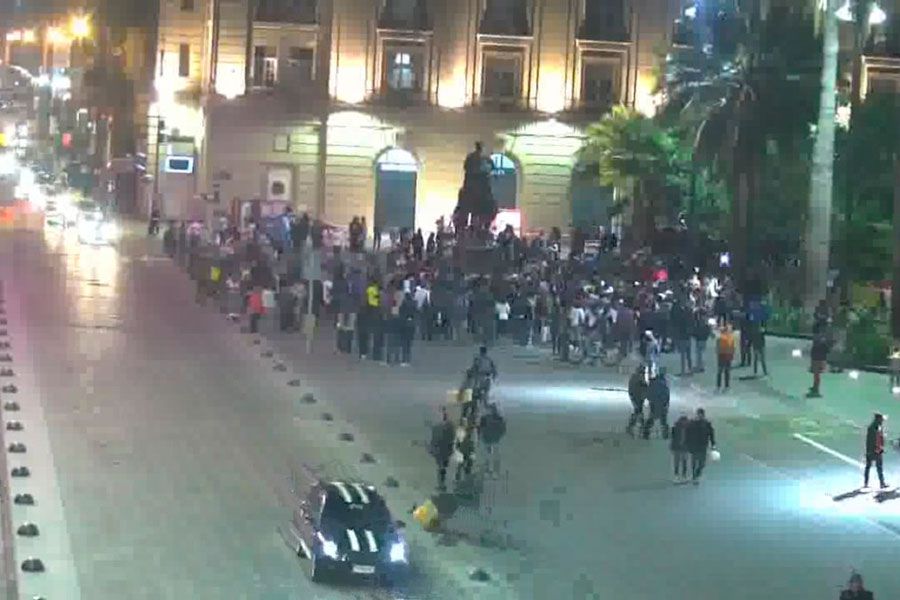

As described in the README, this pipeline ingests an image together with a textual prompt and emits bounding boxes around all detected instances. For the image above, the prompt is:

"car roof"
[323,481,383,506]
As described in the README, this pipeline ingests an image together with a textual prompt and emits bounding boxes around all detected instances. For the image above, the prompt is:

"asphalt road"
[1,226,899,599]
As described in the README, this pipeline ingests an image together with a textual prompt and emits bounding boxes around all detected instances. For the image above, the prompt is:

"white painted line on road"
[792,433,864,469]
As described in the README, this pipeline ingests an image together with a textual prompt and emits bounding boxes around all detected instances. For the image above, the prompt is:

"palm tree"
[580,106,688,247]
[806,0,840,308]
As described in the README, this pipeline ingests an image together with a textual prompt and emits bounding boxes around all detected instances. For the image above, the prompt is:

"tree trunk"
[805,0,839,309]
[892,153,900,340]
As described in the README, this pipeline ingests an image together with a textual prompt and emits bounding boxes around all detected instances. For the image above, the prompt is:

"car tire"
[309,553,328,584]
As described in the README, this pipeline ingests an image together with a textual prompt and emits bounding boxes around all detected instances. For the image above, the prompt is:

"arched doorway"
[489,153,517,209]
[570,161,614,230]
[375,148,418,230]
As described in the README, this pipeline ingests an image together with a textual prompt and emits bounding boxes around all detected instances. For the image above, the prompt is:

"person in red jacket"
[247,286,264,334]
[864,413,888,490]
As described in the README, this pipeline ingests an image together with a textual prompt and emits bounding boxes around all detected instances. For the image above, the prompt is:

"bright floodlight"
[684,4,697,19]
[70,15,91,40]
[870,2,887,24]
[892,386,900,395]
[792,349,802,358]
[848,370,860,380]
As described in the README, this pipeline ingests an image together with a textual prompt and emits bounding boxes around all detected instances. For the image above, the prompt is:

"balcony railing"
[480,10,531,36]
[255,0,317,24]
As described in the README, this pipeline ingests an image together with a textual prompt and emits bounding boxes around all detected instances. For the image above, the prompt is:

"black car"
[284,480,408,583]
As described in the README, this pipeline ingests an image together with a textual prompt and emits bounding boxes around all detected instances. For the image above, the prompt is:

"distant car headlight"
[317,533,339,559]
[389,541,407,563]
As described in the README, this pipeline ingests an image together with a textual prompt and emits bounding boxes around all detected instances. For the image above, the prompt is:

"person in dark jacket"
[671,301,692,375]
[642,370,670,440]
[839,572,874,600]
[670,415,690,483]
[479,403,507,478]
[752,324,767,376]
[454,424,476,483]
[807,333,831,398]
[686,408,716,484]
[429,407,456,492]
[692,308,711,373]
[626,365,648,437]
[864,413,888,490]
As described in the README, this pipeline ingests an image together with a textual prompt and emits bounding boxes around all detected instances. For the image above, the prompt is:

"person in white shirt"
[495,299,511,337]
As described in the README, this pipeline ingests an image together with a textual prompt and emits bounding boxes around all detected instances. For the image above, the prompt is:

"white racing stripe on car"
[332,481,355,503]
[351,483,370,504]
[346,529,361,552]
[364,529,378,552]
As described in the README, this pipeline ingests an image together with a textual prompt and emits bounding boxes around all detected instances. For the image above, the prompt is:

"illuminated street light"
[836,0,887,24]
[22,29,36,43]
[5,31,22,43]
[69,15,91,40]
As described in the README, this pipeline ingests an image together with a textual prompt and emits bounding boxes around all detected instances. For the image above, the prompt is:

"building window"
[580,0,628,41]
[379,0,429,30]
[181,0,194,11]
[482,53,522,101]
[868,76,898,96]
[481,0,530,35]
[178,43,190,77]
[288,47,314,82]
[384,49,423,92]
[274,134,290,152]
[581,60,617,107]
[253,46,278,88]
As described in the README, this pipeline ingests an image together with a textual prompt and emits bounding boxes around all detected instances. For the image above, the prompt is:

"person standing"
[716,324,736,391]
[626,365,648,437]
[670,414,690,483]
[412,229,425,262]
[752,324,767,376]
[643,369,670,440]
[399,291,416,366]
[839,573,875,600]
[429,407,456,492]
[686,408,716,485]
[863,413,888,490]
[478,403,507,478]
[247,285,264,334]
[807,332,831,398]
[671,300,692,376]
[692,308,711,373]
[454,424,476,483]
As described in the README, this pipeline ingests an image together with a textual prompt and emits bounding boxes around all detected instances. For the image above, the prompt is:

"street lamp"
[69,15,91,40]
[835,0,887,25]
[46,27,69,46]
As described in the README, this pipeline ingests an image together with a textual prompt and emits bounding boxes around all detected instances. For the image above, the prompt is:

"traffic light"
[157,119,166,144]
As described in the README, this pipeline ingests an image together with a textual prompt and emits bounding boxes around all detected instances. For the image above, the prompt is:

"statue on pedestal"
[454,142,497,233]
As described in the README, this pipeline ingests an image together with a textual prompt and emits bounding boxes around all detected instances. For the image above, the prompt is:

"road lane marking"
[792,433,864,469]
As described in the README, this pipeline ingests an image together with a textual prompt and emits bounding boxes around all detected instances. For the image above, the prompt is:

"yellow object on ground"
[412,500,439,530]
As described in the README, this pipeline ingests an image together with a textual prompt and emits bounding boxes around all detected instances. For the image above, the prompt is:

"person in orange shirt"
[247,285,264,334]
[716,324,736,391]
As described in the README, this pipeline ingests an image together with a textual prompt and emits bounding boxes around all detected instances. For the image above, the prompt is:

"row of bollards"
[0,284,47,584]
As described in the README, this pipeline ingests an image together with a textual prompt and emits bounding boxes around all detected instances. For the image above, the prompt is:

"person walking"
[670,414,690,483]
[686,408,716,485]
[692,308,711,373]
[863,413,888,490]
[399,291,416,366]
[478,403,507,478]
[642,369,670,440]
[626,365,648,437]
[429,407,456,492]
[716,324,736,391]
[839,573,875,600]
[807,332,831,398]
[454,424,476,484]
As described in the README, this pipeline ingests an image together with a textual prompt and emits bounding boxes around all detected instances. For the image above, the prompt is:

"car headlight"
[389,541,407,563]
[317,533,339,559]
